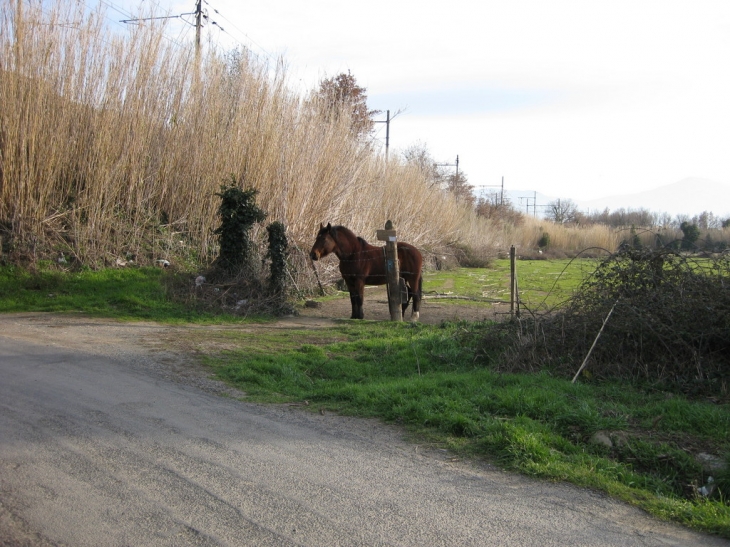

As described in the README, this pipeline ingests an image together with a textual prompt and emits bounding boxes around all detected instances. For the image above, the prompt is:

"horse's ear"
[326,222,332,230]
[319,223,324,230]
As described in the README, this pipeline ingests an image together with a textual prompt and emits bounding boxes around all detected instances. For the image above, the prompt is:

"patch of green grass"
[425,259,593,311]
[0,265,255,323]
[202,320,730,538]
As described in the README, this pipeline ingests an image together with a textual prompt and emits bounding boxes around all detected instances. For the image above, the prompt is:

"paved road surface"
[0,314,727,546]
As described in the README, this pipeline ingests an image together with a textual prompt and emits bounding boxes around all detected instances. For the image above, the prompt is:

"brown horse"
[309,223,423,320]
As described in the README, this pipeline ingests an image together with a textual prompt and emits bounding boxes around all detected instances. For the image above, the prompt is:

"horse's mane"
[331,225,371,247]
[331,225,359,239]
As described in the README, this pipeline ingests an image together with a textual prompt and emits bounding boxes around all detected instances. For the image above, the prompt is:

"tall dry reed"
[4,0,708,270]
[0,0,479,266]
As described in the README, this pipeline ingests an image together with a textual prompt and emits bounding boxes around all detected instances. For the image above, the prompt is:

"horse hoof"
[411,311,420,322]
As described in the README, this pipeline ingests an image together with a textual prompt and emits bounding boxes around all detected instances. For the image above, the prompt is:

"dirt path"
[0,311,727,546]
[297,285,505,324]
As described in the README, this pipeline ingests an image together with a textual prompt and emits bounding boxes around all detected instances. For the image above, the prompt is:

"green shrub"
[538,232,550,248]
[213,179,267,275]
[266,221,289,295]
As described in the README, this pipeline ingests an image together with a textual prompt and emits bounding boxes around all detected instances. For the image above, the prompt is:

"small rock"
[696,453,727,474]
[589,430,629,449]
[195,276,206,287]
[590,431,613,448]
[699,477,716,498]
[156,259,170,268]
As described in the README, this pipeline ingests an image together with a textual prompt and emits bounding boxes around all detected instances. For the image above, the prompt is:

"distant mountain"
[578,178,730,217]
[495,178,730,218]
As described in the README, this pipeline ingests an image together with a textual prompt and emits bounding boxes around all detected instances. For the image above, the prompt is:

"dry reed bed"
[4,0,723,270]
[0,0,474,267]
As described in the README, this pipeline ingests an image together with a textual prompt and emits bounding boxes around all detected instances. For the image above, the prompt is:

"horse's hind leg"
[410,276,422,322]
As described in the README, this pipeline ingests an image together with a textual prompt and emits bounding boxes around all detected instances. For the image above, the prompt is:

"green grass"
[0,264,255,323]
[424,259,592,311]
[202,321,730,538]
[2,263,728,537]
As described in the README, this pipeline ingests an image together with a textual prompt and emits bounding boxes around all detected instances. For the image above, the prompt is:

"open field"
[423,258,594,312]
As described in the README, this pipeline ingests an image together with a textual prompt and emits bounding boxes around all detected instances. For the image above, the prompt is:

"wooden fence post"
[510,245,517,318]
[377,220,402,321]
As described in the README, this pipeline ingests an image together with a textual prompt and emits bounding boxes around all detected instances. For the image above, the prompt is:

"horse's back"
[396,242,423,280]
[338,238,421,286]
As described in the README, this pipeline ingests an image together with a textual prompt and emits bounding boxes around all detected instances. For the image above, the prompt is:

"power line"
[435,155,459,178]
[202,0,276,61]
[373,110,399,161]
[119,0,204,57]
[474,176,505,205]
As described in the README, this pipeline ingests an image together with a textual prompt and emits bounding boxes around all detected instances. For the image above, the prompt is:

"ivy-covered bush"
[213,178,267,275]
[266,221,288,295]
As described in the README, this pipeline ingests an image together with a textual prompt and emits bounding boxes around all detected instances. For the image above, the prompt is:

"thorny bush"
[486,247,730,397]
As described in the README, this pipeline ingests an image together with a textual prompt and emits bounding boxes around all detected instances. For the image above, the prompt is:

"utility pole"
[374,110,393,162]
[519,191,548,218]
[434,156,459,194]
[435,155,459,176]
[383,110,390,162]
[473,176,505,205]
[121,2,203,58]
[195,0,202,60]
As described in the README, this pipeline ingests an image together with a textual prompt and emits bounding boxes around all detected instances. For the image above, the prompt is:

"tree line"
[319,71,730,242]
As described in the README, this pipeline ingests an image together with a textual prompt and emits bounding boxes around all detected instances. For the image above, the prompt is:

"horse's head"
[310,223,336,261]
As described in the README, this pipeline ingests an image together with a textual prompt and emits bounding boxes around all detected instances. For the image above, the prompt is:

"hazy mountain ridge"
[496,178,730,218]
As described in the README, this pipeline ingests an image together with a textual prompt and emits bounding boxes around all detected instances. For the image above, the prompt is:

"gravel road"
[0,313,727,546]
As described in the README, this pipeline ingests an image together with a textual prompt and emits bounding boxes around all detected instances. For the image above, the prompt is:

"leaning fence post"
[377,220,402,321]
[571,299,619,383]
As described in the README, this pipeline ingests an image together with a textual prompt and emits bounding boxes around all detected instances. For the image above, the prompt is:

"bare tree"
[401,143,473,204]
[402,143,443,188]
[546,199,579,224]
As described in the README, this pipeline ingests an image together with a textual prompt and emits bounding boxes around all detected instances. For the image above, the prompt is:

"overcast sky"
[112,0,730,202]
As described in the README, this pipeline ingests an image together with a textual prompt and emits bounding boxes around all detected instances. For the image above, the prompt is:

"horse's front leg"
[347,280,365,319]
